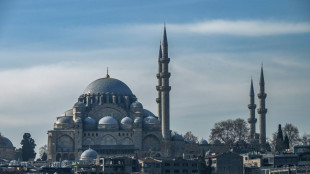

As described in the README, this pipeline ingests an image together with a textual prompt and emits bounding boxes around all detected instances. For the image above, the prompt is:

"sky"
[0,0,309,156]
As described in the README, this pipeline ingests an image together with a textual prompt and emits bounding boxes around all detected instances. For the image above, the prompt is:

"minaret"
[248,77,257,139]
[257,65,267,150]
[160,25,171,140]
[156,42,162,121]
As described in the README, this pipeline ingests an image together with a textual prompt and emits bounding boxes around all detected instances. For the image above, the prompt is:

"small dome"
[56,116,74,124]
[131,101,143,108]
[60,109,73,117]
[80,148,98,160]
[84,117,96,130]
[134,117,142,124]
[98,116,119,130]
[0,134,13,148]
[143,109,155,117]
[213,139,221,145]
[143,116,160,124]
[199,139,208,145]
[121,117,133,130]
[98,116,118,125]
[84,78,133,95]
[171,133,184,141]
[74,102,86,108]
[75,117,82,123]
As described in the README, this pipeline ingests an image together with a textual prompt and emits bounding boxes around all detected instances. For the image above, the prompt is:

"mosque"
[0,133,16,160]
[47,27,205,161]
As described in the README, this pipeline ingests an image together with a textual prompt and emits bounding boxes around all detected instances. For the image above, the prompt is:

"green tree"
[209,118,248,147]
[284,135,290,149]
[275,124,284,152]
[300,133,310,145]
[183,131,198,143]
[20,133,36,161]
[283,123,300,147]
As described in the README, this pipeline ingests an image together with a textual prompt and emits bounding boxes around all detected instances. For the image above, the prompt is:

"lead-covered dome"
[98,116,119,130]
[84,117,96,130]
[171,132,184,141]
[60,109,73,117]
[0,134,13,148]
[83,78,133,95]
[80,148,98,161]
[199,139,208,145]
[56,116,74,124]
[121,117,133,130]
[143,116,160,125]
[131,101,143,108]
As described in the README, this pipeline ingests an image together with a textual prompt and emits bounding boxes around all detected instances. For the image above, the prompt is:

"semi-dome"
[143,109,155,117]
[213,139,222,145]
[121,117,133,130]
[60,109,73,117]
[131,101,143,108]
[0,134,13,148]
[143,116,160,124]
[83,78,133,95]
[199,139,208,145]
[56,116,74,124]
[74,101,86,108]
[98,116,119,130]
[80,148,98,160]
[84,117,96,130]
[171,133,184,141]
[134,117,142,124]
[98,116,118,125]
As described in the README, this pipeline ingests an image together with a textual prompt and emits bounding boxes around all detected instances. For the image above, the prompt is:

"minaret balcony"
[248,118,257,124]
[159,72,171,78]
[156,86,161,91]
[159,58,170,63]
[248,104,257,109]
[257,108,268,114]
[156,98,161,103]
[156,73,161,79]
[159,86,171,91]
[257,93,267,99]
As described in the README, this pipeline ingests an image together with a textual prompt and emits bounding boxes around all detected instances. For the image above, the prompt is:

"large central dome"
[83,78,133,95]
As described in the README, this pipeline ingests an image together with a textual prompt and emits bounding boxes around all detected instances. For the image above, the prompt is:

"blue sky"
[0,0,309,156]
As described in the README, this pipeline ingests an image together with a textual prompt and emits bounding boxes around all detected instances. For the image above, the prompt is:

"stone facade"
[47,27,201,162]
[0,134,16,160]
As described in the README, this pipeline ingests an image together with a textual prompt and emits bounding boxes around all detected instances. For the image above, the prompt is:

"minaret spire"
[248,77,257,139]
[156,42,163,121]
[159,25,171,140]
[162,24,168,59]
[159,41,162,58]
[258,64,267,151]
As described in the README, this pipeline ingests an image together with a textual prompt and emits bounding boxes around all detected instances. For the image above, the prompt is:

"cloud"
[168,20,310,36]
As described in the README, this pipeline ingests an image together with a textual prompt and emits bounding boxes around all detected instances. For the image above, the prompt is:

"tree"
[183,131,198,143]
[300,133,310,145]
[209,118,249,147]
[20,133,36,161]
[283,123,300,147]
[41,152,47,161]
[284,135,290,149]
[275,124,284,152]
[39,145,47,161]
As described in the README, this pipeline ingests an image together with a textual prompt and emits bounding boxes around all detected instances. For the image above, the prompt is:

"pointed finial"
[250,77,254,96]
[259,63,265,85]
[162,24,168,47]
[158,41,162,58]
[105,67,110,78]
